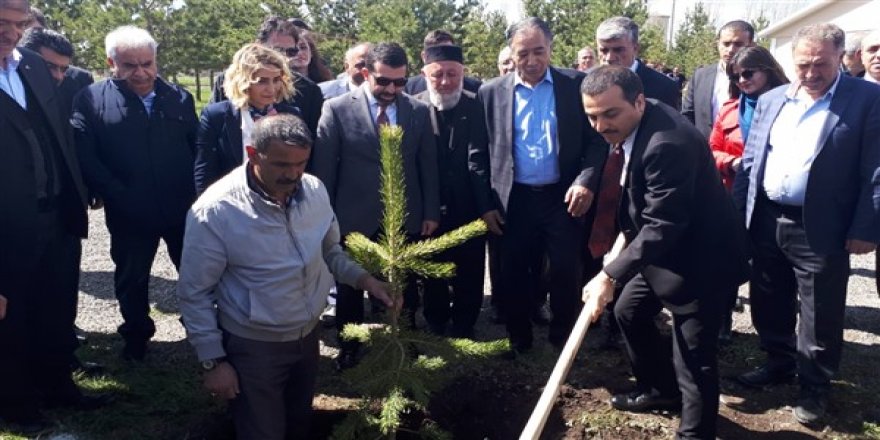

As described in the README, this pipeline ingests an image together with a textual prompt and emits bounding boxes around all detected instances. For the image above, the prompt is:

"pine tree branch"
[399,220,488,260]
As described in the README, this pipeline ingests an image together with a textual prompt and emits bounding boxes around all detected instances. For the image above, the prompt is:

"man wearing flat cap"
[413,45,498,338]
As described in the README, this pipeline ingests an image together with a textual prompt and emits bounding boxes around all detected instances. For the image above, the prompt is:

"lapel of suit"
[499,74,514,157]
[396,94,412,134]
[0,89,41,153]
[753,94,786,184]
[814,76,850,156]
[224,103,244,164]
[353,89,381,150]
[549,67,571,157]
[18,54,67,152]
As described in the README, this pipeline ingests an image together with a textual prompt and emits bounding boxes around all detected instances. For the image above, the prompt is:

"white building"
[758,0,880,77]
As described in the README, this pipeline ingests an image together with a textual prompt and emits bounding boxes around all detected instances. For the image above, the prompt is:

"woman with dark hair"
[710,46,789,190]
[290,29,334,83]
[710,45,788,343]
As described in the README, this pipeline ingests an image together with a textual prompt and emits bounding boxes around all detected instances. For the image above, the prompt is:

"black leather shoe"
[531,304,552,326]
[335,349,359,371]
[793,392,827,426]
[736,365,796,388]
[44,391,113,411]
[499,340,532,360]
[72,359,106,376]
[610,391,681,413]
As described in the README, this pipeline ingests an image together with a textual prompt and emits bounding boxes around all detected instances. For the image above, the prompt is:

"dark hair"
[580,65,643,105]
[256,15,300,45]
[726,45,789,98]
[793,23,845,53]
[252,114,312,152]
[365,42,408,71]
[288,17,311,31]
[718,20,755,41]
[298,29,334,82]
[0,0,30,13]
[28,5,46,27]
[424,29,455,48]
[506,17,553,46]
[20,27,73,57]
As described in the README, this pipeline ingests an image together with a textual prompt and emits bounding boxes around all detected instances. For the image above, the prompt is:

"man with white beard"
[414,45,500,338]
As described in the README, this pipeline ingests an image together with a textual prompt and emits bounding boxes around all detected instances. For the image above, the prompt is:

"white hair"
[105,25,157,60]
[596,16,639,44]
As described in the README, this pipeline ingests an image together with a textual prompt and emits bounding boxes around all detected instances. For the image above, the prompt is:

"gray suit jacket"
[312,89,440,238]
[681,65,717,139]
[736,76,880,254]
[477,67,606,212]
[319,77,350,99]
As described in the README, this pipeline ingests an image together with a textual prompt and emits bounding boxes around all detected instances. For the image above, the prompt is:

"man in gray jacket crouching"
[178,114,392,440]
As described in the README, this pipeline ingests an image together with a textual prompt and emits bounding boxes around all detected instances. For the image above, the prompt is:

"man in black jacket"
[414,45,498,338]
[72,25,197,361]
[581,66,749,440]
[0,0,98,433]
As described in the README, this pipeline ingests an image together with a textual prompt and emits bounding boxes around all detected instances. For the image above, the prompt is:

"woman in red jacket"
[710,46,788,190]
[710,46,788,343]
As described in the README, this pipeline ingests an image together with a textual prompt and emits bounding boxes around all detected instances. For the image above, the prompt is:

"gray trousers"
[225,329,319,440]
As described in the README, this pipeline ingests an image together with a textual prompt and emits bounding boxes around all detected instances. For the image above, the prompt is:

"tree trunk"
[195,69,202,103]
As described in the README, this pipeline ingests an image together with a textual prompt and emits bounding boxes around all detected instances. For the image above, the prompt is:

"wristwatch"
[201,357,226,371]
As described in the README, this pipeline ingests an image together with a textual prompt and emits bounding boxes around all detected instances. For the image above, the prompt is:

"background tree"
[459,9,508,79]
[667,2,717,76]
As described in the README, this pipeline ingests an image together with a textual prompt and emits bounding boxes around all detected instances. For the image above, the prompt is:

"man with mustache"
[178,114,392,439]
[413,45,497,338]
[734,23,880,426]
[311,42,439,369]
[319,42,371,99]
[72,25,198,362]
[581,65,749,440]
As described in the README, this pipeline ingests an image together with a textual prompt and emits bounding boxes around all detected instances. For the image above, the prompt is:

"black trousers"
[748,195,849,391]
[422,233,486,334]
[109,221,184,344]
[614,274,722,440]
[501,183,585,347]
[488,235,548,311]
[225,329,319,440]
[0,209,81,417]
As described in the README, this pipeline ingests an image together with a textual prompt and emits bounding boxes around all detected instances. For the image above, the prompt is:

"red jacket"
[708,98,743,191]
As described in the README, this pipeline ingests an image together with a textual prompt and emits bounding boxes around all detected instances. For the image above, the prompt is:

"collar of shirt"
[0,48,22,72]
[514,67,553,88]
[361,83,398,125]
[629,59,640,73]
[785,71,842,102]
[140,90,157,114]
[865,74,880,84]
[620,126,639,186]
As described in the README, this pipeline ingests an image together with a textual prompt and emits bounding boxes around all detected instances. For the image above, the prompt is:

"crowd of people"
[1,0,879,438]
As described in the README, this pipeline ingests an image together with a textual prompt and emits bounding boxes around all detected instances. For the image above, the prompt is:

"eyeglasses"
[729,69,756,82]
[272,47,300,58]
[374,76,408,87]
[353,61,366,70]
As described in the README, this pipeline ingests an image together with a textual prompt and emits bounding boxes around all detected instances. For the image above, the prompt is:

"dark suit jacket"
[72,77,197,234]
[311,89,440,238]
[405,74,482,95]
[636,61,681,111]
[604,100,749,304]
[210,71,323,137]
[476,67,606,212]
[0,48,87,278]
[194,100,302,194]
[737,76,880,254]
[681,65,716,138]
[59,65,94,113]
[414,89,493,226]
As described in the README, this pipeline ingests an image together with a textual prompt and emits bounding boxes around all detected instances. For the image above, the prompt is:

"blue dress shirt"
[513,69,559,185]
[0,49,27,110]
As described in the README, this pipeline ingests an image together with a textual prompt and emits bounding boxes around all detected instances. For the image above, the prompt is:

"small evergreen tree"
[333,125,494,439]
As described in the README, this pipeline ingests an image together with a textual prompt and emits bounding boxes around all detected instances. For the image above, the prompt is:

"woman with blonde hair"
[195,43,304,194]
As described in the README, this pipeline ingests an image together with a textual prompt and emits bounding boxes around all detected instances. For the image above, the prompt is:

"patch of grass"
[863,422,880,439]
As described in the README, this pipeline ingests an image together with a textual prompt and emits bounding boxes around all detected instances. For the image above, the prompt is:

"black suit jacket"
[194,100,302,194]
[681,65,716,138]
[0,48,88,279]
[72,77,197,234]
[604,101,749,305]
[414,90,493,225]
[636,61,681,111]
[405,75,482,95]
[59,65,94,113]
[210,71,323,137]
[477,67,606,212]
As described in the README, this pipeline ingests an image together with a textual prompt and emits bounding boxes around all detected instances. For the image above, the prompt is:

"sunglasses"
[272,47,300,58]
[374,76,408,87]
[729,69,757,82]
